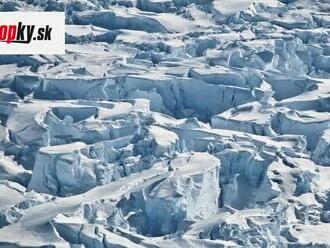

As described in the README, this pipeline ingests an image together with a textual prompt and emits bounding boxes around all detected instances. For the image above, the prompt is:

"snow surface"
[0,0,330,247]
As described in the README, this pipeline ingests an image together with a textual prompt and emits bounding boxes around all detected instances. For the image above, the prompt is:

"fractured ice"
[0,0,330,247]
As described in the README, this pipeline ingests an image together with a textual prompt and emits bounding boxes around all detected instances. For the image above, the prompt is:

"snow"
[0,0,330,247]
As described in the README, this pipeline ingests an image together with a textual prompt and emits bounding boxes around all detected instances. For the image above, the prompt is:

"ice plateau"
[0,0,330,247]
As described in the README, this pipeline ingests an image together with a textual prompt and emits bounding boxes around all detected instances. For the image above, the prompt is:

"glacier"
[0,0,330,247]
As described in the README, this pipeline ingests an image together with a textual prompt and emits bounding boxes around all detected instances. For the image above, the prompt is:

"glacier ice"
[0,0,330,247]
